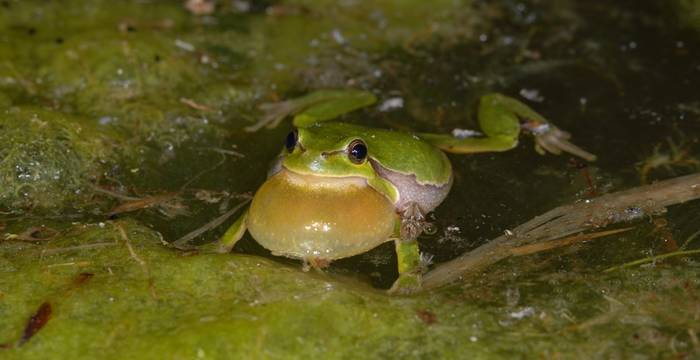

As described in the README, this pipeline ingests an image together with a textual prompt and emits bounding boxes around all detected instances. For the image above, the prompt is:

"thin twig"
[107,192,181,216]
[46,261,92,268]
[680,229,700,250]
[180,97,214,112]
[90,185,140,201]
[179,153,227,191]
[603,249,700,273]
[115,222,157,299]
[171,197,251,248]
[3,226,60,242]
[195,147,245,158]
[509,227,633,256]
[422,172,700,290]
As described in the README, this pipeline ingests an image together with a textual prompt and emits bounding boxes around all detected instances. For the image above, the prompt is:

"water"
[1,0,699,357]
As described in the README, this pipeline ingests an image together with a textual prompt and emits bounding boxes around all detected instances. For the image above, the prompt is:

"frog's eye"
[347,139,368,164]
[285,129,298,152]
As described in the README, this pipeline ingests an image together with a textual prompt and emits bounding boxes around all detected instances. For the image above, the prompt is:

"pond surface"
[1,0,700,358]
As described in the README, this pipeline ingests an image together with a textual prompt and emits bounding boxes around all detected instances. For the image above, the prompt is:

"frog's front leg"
[217,207,249,253]
[245,89,377,132]
[389,202,428,294]
[419,93,596,161]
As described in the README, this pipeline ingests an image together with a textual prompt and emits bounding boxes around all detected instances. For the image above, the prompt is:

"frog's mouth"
[279,166,370,190]
[266,155,374,190]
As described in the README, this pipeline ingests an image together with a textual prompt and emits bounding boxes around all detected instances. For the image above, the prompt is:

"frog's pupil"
[349,140,368,163]
[285,130,297,152]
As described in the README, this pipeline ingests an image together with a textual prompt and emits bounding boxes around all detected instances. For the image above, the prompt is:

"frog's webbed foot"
[388,270,422,295]
[400,202,427,242]
[522,120,597,162]
[245,100,299,132]
[245,89,377,132]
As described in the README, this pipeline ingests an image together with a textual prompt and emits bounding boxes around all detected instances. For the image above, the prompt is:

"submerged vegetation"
[1,0,700,358]
[0,108,106,210]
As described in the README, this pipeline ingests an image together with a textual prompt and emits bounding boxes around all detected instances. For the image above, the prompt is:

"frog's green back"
[300,122,452,186]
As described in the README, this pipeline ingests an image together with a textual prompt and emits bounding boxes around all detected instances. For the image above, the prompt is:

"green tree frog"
[219,90,596,293]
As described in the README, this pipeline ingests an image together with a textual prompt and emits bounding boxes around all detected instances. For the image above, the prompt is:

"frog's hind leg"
[418,93,596,161]
[389,202,429,294]
[389,238,422,294]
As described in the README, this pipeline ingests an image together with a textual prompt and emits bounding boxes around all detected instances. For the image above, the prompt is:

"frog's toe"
[189,241,218,253]
[527,123,596,161]
[244,100,295,132]
[540,132,596,161]
[216,241,234,253]
[535,135,563,156]
[388,272,422,295]
[554,137,597,161]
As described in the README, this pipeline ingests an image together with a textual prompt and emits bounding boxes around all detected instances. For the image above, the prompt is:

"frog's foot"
[399,202,429,241]
[193,241,220,254]
[522,120,597,162]
[245,100,299,132]
[301,257,332,272]
[388,271,422,295]
[245,89,377,132]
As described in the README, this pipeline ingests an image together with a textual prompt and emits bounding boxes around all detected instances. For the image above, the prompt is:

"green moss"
[675,0,700,29]
[0,91,9,107]
[0,107,113,212]
[42,31,195,114]
[1,221,699,358]
[0,1,246,151]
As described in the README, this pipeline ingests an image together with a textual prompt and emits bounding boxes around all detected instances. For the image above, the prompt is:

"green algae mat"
[2,0,700,358]
[3,221,700,358]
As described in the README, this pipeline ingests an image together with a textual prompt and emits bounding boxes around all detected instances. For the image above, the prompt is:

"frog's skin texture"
[219,89,596,293]
[283,122,453,212]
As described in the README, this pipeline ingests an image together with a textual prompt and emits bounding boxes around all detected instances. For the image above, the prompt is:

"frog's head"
[268,122,451,209]
[278,123,379,181]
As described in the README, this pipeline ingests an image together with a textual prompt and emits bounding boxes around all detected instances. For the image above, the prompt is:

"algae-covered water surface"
[2,0,700,358]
